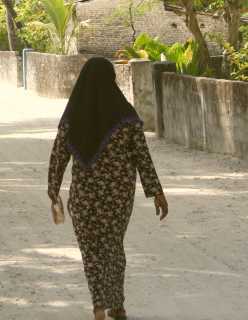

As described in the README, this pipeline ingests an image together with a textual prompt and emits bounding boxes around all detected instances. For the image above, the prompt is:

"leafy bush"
[30,0,82,55]
[1,0,81,54]
[240,25,248,47]
[116,33,203,76]
[15,0,51,52]
[0,5,9,50]
[0,0,50,52]
[133,33,169,60]
[116,33,168,60]
[224,42,248,82]
[165,39,202,76]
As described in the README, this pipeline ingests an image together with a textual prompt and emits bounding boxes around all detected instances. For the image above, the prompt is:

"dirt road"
[1,86,248,320]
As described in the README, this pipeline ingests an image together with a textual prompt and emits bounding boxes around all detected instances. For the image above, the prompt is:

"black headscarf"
[59,56,143,168]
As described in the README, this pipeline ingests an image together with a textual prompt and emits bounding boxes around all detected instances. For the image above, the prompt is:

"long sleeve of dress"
[131,122,164,198]
[48,123,71,202]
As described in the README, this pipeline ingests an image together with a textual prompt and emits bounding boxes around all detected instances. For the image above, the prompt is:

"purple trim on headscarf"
[61,116,143,169]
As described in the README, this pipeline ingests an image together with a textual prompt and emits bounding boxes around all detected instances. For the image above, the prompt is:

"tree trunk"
[129,2,137,43]
[224,0,242,49]
[2,0,23,29]
[4,1,18,51]
[181,0,211,72]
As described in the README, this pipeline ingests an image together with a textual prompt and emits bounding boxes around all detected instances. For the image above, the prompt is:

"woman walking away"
[47,57,168,320]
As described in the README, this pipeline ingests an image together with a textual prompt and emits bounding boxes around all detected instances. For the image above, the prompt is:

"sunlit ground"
[0,85,248,319]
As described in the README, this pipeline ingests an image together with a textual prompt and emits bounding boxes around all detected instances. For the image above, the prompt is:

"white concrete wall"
[161,72,248,159]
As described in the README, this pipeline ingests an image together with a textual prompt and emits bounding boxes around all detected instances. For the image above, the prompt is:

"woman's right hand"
[154,193,168,221]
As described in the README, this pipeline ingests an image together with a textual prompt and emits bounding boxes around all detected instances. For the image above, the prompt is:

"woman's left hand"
[47,190,57,204]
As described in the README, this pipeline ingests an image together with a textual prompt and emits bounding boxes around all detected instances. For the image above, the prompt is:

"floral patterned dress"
[48,121,163,310]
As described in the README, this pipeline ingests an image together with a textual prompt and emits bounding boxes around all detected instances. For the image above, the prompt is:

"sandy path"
[0,86,248,320]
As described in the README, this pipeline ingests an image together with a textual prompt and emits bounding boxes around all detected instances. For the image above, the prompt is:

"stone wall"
[129,59,155,131]
[0,51,22,87]
[24,53,153,128]
[77,0,226,58]
[26,52,87,98]
[114,60,155,131]
[114,62,132,104]
[25,54,154,129]
[161,73,248,159]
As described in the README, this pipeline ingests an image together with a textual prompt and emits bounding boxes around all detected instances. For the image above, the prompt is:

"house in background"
[76,0,226,58]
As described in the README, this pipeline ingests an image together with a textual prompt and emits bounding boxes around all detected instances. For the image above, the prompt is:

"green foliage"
[133,33,169,60]
[224,42,248,81]
[165,39,201,76]
[0,4,8,50]
[1,0,86,53]
[0,0,51,52]
[116,33,168,60]
[116,33,203,76]
[206,0,224,11]
[240,25,248,47]
[29,0,80,55]
[15,0,51,52]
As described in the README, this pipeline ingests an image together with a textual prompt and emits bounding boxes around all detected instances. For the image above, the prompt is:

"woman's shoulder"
[118,121,143,138]
[57,121,70,139]
[58,120,69,131]
[123,120,143,130]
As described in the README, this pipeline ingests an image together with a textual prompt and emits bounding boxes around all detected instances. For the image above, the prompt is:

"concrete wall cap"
[129,58,151,63]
